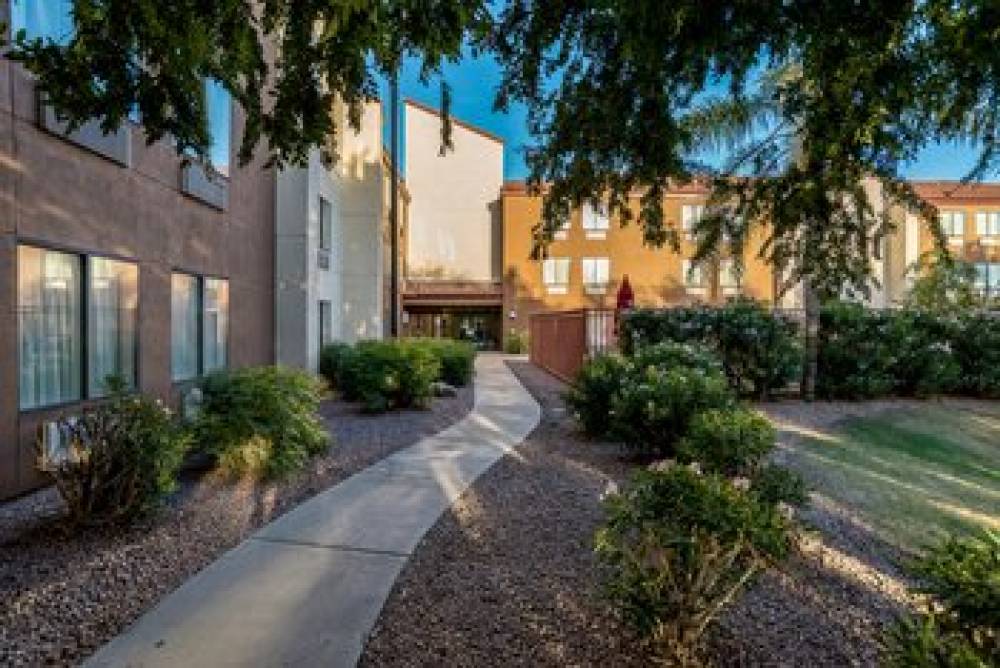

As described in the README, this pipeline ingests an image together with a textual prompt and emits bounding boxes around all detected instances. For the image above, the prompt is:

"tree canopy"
[7,1,1000,296]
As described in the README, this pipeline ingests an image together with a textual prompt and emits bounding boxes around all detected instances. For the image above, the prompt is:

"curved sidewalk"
[86,354,541,668]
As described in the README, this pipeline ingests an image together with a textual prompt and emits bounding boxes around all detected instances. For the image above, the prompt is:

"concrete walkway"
[86,354,541,668]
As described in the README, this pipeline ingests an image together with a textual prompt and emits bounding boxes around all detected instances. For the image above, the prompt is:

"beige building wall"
[404,99,504,282]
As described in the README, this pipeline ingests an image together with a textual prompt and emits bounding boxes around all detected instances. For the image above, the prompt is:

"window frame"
[203,78,232,178]
[975,211,1000,240]
[940,210,965,241]
[582,202,610,240]
[541,257,571,295]
[718,258,741,292]
[16,241,141,412]
[318,299,333,357]
[581,257,610,294]
[319,196,333,251]
[681,259,707,290]
[681,204,705,239]
[171,270,230,384]
[10,0,74,45]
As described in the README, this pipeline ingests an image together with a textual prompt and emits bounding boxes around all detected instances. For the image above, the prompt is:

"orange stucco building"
[500,181,779,345]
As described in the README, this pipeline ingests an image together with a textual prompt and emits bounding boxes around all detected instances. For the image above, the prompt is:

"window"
[682,204,705,238]
[319,197,333,251]
[18,246,82,409]
[940,211,965,241]
[18,245,140,409]
[542,257,571,294]
[719,259,740,292]
[973,263,1000,297]
[681,259,706,289]
[582,257,610,294]
[976,211,1000,239]
[203,278,228,373]
[171,273,229,381]
[319,300,333,354]
[88,257,138,396]
[205,79,232,177]
[171,274,200,382]
[582,202,610,239]
[11,0,73,44]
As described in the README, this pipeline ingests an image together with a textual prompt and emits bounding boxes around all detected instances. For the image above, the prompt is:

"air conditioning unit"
[38,418,75,465]
[181,387,204,421]
[317,249,331,270]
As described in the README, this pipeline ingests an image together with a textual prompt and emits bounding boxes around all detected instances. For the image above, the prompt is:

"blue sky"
[382,50,988,183]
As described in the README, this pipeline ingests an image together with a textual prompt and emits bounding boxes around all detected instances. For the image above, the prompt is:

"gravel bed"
[362,367,944,667]
[361,360,648,667]
[0,386,474,667]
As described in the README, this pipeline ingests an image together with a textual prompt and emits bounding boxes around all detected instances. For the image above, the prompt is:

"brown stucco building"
[0,33,276,499]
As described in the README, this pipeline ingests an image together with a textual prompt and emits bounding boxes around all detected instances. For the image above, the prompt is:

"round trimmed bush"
[565,354,632,437]
[610,364,734,458]
[677,407,776,476]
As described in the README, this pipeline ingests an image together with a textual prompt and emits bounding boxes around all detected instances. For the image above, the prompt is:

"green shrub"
[195,366,330,478]
[319,342,357,397]
[677,407,776,476]
[411,338,476,387]
[891,310,962,397]
[610,364,734,458]
[884,615,988,668]
[504,330,528,354]
[565,354,632,437]
[632,340,723,376]
[37,383,189,524]
[953,314,1000,398]
[817,301,897,399]
[712,298,802,398]
[886,530,999,666]
[596,466,791,664]
[913,530,1000,659]
[620,300,800,399]
[345,340,441,412]
[750,464,808,507]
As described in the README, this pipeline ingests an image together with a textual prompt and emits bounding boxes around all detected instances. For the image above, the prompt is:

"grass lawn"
[788,403,1000,553]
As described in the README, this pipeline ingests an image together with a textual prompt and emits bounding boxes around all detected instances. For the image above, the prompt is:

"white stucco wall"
[404,101,504,281]
[276,102,385,372]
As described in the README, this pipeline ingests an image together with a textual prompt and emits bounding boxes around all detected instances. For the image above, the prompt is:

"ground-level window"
[88,256,138,396]
[973,262,1000,297]
[582,257,610,294]
[18,246,82,410]
[18,245,139,409]
[172,272,229,381]
[203,277,229,373]
[319,300,333,352]
[542,257,571,294]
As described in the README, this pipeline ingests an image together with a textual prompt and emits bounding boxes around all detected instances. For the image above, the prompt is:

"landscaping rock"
[0,387,474,667]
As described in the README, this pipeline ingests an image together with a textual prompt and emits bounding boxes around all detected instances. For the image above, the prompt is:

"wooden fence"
[529,309,616,382]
